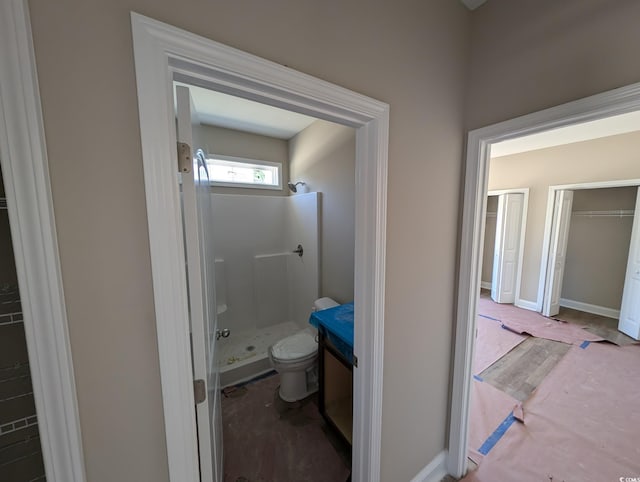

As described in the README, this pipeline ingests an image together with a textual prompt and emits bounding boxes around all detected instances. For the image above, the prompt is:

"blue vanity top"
[309,302,354,363]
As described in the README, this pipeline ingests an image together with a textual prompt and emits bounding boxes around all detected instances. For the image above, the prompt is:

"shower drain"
[245,345,255,352]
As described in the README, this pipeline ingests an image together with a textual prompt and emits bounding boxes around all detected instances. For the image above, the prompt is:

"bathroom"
[177,83,356,481]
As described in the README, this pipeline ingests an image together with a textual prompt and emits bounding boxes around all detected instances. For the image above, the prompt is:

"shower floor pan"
[217,321,306,387]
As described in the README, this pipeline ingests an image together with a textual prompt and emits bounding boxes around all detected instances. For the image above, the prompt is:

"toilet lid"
[271,332,317,361]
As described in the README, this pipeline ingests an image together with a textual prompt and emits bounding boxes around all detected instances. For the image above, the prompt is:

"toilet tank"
[313,297,339,311]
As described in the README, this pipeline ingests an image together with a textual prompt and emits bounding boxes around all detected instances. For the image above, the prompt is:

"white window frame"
[204,154,283,190]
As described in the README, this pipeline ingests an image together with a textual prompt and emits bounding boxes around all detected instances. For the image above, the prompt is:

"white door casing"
[450,81,640,478]
[618,186,640,340]
[491,193,524,304]
[176,85,222,481]
[131,12,388,482]
[542,190,573,317]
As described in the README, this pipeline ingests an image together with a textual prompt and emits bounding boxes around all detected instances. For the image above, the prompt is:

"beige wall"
[467,0,640,130]
[562,187,637,310]
[488,131,640,304]
[27,0,470,480]
[199,124,290,197]
[289,120,355,303]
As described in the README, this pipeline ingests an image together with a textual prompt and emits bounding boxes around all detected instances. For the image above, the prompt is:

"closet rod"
[572,209,635,218]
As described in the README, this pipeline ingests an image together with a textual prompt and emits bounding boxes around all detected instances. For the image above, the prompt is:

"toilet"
[269,297,339,402]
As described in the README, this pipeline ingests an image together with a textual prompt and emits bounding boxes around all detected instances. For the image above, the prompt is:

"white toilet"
[269,297,339,402]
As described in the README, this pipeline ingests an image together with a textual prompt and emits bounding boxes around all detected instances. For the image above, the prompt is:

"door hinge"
[353,355,358,368]
[177,142,192,173]
[193,379,206,405]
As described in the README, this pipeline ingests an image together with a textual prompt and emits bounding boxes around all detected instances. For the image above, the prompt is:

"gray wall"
[561,187,637,310]
[27,1,470,480]
[488,131,640,304]
[199,124,289,196]
[288,120,355,304]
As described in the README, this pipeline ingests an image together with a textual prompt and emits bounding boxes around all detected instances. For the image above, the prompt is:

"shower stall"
[210,192,320,386]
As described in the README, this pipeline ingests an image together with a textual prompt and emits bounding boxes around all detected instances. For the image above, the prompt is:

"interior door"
[542,190,573,317]
[618,186,640,340]
[176,85,222,482]
[491,193,524,304]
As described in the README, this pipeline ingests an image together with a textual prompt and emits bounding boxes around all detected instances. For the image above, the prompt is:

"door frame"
[0,1,86,481]
[486,188,529,307]
[538,179,640,314]
[448,81,640,478]
[131,13,389,482]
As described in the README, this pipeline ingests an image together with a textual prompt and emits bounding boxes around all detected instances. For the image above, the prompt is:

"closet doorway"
[541,183,640,340]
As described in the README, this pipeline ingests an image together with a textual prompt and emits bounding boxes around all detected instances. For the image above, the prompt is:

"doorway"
[449,81,640,477]
[131,13,388,482]
[540,183,640,338]
[0,3,85,480]
[176,81,356,480]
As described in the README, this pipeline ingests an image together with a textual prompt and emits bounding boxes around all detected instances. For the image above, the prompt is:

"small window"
[197,154,282,190]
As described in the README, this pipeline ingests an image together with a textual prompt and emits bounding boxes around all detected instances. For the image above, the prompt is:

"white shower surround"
[210,192,320,382]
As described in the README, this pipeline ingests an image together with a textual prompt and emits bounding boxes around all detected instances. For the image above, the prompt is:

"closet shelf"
[0,197,6,210]
[572,209,635,218]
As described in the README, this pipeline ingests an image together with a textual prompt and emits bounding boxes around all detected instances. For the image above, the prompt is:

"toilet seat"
[270,332,317,361]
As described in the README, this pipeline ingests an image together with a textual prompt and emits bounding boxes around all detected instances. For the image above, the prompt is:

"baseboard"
[514,298,537,311]
[410,450,448,482]
[559,298,619,319]
[480,281,492,290]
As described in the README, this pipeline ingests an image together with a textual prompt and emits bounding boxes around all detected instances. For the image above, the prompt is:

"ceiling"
[491,110,640,158]
[174,82,318,139]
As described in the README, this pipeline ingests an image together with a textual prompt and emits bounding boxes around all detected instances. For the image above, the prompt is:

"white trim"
[130,13,388,482]
[514,298,538,311]
[0,1,86,481]
[549,178,640,191]
[559,298,620,319]
[449,81,640,478]
[537,179,640,312]
[536,187,557,310]
[480,281,492,290]
[410,451,448,482]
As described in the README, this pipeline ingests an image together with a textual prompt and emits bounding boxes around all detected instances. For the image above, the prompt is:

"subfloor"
[221,371,351,482]
[461,290,640,481]
[477,290,635,401]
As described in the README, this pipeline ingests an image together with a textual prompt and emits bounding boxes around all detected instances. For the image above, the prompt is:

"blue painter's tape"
[478,412,516,455]
[580,341,591,349]
[478,313,502,322]
[473,375,483,382]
